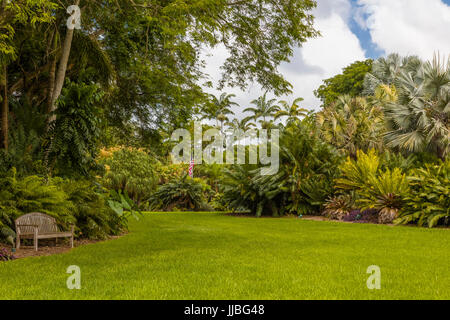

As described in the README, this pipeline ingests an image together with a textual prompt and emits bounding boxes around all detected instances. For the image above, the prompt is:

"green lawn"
[1,212,449,300]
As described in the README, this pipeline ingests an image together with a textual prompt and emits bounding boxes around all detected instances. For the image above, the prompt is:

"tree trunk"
[47,30,57,115]
[1,64,8,151]
[48,0,80,124]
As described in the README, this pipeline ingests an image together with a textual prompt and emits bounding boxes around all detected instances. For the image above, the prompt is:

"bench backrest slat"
[15,212,59,234]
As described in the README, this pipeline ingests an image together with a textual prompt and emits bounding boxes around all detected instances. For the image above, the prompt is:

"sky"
[201,0,450,120]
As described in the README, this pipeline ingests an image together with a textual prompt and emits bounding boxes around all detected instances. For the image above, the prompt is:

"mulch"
[1,236,122,260]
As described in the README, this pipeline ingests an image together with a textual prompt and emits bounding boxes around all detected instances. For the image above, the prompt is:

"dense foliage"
[315,60,373,106]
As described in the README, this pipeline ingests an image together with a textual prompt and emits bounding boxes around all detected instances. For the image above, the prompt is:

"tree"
[0,0,57,150]
[317,95,385,158]
[315,59,373,106]
[383,55,450,159]
[202,93,237,132]
[226,118,255,132]
[244,92,280,129]
[274,97,308,125]
[363,53,421,96]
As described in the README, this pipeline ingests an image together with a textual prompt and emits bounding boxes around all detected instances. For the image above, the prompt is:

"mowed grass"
[1,212,449,300]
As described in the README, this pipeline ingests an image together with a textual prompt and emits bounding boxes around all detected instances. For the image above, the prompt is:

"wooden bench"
[15,212,74,251]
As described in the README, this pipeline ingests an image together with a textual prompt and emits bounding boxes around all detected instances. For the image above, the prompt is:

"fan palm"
[317,95,385,158]
[383,55,450,159]
[363,53,422,96]
[243,92,280,129]
[274,97,308,125]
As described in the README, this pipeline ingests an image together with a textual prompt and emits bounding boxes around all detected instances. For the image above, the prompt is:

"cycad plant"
[335,149,380,191]
[149,174,211,211]
[323,194,354,220]
[358,168,409,224]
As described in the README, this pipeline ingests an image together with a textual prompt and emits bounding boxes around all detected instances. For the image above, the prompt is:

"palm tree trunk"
[1,64,8,151]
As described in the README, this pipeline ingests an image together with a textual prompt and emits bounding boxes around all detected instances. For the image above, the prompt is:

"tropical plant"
[315,59,373,105]
[397,160,450,227]
[317,96,385,157]
[335,149,381,192]
[55,179,127,239]
[226,118,255,132]
[222,164,270,216]
[99,147,159,207]
[149,174,212,211]
[382,55,450,159]
[274,97,308,125]
[107,190,142,222]
[244,92,280,129]
[0,168,74,242]
[222,117,342,216]
[46,81,103,176]
[202,93,237,132]
[322,194,354,221]
[363,53,422,96]
[358,168,409,224]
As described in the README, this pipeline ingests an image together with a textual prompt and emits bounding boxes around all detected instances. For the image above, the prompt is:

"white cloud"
[357,0,450,59]
[279,12,366,110]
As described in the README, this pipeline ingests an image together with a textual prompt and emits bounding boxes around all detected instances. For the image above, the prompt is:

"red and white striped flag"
[188,153,195,178]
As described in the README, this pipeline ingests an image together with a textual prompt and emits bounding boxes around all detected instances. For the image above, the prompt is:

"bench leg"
[16,235,20,250]
[55,237,58,246]
[34,230,38,251]
[70,235,74,248]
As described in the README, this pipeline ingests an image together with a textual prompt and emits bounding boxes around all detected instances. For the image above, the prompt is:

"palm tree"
[243,92,280,129]
[274,97,308,125]
[383,55,450,159]
[363,53,422,96]
[226,118,255,132]
[317,95,385,158]
[202,93,237,133]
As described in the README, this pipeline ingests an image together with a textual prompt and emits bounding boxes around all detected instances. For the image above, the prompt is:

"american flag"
[188,153,195,178]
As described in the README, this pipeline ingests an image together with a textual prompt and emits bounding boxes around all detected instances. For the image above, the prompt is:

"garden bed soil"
[1,235,122,260]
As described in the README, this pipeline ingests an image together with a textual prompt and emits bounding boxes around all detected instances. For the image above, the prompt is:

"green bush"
[99,147,159,207]
[358,168,409,224]
[397,160,450,227]
[0,169,74,242]
[149,174,212,211]
[54,179,127,239]
[222,117,342,217]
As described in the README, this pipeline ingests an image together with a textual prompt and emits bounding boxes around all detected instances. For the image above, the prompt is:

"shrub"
[323,195,354,220]
[54,179,127,239]
[397,160,450,227]
[358,168,409,224]
[335,149,380,192]
[222,117,342,217]
[0,168,74,242]
[149,174,212,211]
[99,147,159,207]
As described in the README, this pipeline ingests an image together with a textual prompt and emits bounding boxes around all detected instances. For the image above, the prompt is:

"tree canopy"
[314,59,373,106]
